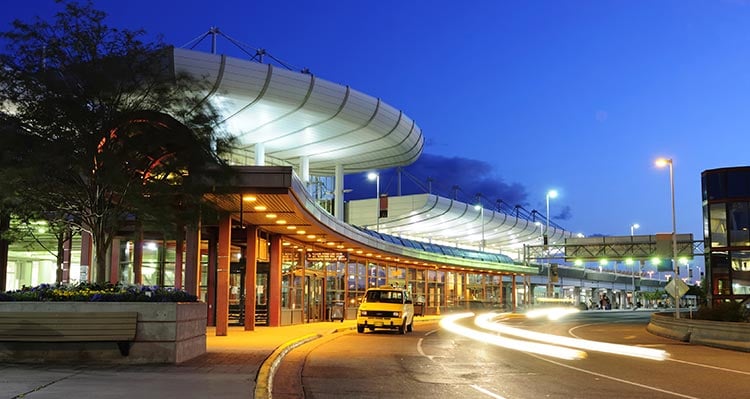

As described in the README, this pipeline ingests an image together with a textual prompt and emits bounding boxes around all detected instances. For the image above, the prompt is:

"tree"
[0,0,232,283]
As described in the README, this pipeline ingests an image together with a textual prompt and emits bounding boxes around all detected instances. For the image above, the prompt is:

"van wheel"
[399,320,406,334]
[407,321,413,333]
[357,325,364,333]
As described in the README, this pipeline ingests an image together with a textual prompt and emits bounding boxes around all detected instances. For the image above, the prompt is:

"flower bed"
[0,282,198,302]
[0,283,206,364]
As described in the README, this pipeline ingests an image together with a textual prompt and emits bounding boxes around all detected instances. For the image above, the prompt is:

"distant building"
[702,166,750,304]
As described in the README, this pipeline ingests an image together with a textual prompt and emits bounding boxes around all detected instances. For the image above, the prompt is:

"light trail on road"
[439,313,587,360]
[474,312,669,361]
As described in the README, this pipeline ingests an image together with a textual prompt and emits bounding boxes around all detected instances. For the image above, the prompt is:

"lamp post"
[367,172,380,232]
[630,223,640,236]
[629,223,640,308]
[545,189,558,297]
[473,202,485,251]
[656,158,679,319]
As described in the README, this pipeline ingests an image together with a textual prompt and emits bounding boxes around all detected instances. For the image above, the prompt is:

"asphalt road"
[273,311,750,399]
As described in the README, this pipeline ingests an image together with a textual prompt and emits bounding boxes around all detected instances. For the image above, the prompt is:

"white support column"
[334,164,344,220]
[300,156,310,183]
[255,143,265,166]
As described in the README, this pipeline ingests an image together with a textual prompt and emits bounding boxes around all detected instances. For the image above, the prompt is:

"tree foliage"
[0,0,233,283]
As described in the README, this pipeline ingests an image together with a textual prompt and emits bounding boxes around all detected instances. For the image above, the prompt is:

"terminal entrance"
[228,261,269,326]
[304,274,324,322]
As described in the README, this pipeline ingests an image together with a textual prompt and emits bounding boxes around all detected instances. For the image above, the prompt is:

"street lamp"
[655,157,679,319]
[630,223,640,236]
[367,172,380,232]
[545,189,558,297]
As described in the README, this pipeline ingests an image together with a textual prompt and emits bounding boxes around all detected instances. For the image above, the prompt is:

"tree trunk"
[0,212,9,291]
[95,238,108,284]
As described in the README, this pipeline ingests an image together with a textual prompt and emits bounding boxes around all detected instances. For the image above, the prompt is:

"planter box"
[0,302,207,364]
[648,312,750,352]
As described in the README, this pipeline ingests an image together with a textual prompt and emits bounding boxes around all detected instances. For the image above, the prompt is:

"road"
[273,310,750,399]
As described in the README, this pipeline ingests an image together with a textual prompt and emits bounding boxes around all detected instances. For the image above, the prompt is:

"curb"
[253,316,442,399]
[254,333,322,399]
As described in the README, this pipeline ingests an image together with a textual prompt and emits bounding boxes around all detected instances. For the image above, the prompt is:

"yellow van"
[356,287,415,334]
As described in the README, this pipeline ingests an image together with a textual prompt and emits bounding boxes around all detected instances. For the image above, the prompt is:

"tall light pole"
[630,223,640,236]
[545,189,558,297]
[367,172,380,232]
[474,194,485,251]
[656,158,679,319]
[629,223,640,307]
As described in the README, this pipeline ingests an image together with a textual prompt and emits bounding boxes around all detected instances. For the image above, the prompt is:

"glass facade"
[702,167,750,303]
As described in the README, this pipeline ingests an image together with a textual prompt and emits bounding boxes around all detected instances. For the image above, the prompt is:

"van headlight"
[392,312,400,317]
[360,310,368,316]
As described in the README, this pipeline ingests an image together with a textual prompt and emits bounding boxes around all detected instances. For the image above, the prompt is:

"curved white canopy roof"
[350,194,572,256]
[172,48,424,175]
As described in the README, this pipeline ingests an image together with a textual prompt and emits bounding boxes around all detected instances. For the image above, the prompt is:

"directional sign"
[665,278,689,299]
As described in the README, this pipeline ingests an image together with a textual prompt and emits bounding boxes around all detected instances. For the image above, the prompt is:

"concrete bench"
[0,311,138,356]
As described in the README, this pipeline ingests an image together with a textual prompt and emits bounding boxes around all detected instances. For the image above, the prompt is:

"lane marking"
[470,384,508,399]
[528,353,700,399]
[668,358,750,375]
[570,322,750,375]
[420,329,507,399]
[417,328,440,361]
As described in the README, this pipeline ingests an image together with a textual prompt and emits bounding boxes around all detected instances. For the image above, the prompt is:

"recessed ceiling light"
[254,205,267,211]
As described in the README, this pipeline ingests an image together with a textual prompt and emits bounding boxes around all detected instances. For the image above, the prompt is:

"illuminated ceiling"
[173,48,424,175]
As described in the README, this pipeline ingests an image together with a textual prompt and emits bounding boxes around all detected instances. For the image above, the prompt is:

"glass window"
[388,266,406,288]
[703,171,725,201]
[729,202,750,247]
[727,169,750,198]
[709,203,727,247]
[730,251,750,271]
[367,262,386,287]
[711,252,729,270]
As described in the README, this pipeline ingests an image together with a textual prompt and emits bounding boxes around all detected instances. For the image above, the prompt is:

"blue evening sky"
[5,0,750,239]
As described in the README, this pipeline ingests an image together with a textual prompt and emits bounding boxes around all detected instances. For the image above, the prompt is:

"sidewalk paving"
[1,317,441,399]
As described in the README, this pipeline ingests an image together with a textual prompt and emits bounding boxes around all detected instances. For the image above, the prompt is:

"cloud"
[345,153,529,207]
[554,205,572,221]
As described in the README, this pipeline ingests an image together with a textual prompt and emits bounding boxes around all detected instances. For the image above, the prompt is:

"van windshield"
[365,290,403,304]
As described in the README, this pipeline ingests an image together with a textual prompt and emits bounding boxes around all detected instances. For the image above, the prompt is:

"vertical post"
[368,172,380,232]
[668,161,680,319]
[656,157,679,319]
[184,220,201,297]
[268,234,282,327]
[216,214,231,336]
[245,226,258,331]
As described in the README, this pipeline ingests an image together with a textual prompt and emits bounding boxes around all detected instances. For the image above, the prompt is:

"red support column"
[80,231,93,282]
[268,234,282,327]
[511,274,517,312]
[244,226,258,331]
[184,221,201,297]
[207,234,217,326]
[215,214,231,336]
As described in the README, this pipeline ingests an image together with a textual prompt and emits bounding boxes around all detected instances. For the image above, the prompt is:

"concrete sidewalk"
[1,317,441,399]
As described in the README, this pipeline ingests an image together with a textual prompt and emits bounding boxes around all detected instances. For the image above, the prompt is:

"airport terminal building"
[1,47,671,334]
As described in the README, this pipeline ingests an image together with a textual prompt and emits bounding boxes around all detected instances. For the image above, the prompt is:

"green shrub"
[694,301,748,322]
[0,282,199,302]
